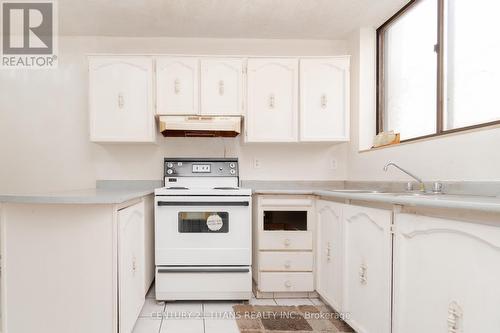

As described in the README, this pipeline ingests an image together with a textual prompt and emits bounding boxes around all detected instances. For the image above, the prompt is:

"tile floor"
[133,283,323,333]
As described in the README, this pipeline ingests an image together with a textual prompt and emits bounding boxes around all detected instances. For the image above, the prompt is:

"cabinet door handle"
[284,280,292,288]
[359,264,367,285]
[447,301,463,333]
[284,261,291,269]
[132,256,137,274]
[284,238,291,247]
[268,94,275,109]
[174,78,180,94]
[326,242,332,262]
[321,94,328,109]
[218,80,225,96]
[118,93,124,109]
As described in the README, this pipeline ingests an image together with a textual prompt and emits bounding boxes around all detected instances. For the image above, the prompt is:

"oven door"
[155,195,251,266]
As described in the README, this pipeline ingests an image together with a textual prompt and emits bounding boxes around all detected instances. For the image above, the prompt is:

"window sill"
[358,122,500,153]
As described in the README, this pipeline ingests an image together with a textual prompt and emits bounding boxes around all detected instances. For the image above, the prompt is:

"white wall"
[0,36,348,193]
[346,28,500,181]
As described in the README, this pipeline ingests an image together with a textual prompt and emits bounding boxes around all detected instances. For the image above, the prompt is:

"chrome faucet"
[383,161,425,192]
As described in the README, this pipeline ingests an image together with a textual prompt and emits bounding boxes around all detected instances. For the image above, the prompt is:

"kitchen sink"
[331,189,387,194]
[332,189,446,197]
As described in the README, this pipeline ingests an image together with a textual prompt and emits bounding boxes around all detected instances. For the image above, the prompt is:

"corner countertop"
[2,180,500,213]
[0,188,155,205]
[251,187,500,214]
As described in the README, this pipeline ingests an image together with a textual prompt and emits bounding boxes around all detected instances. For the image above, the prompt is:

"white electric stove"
[154,158,252,300]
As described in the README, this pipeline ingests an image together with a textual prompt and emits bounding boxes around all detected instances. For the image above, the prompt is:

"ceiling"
[59,0,409,39]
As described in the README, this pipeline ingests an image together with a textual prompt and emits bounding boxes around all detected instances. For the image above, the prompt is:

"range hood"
[158,116,242,137]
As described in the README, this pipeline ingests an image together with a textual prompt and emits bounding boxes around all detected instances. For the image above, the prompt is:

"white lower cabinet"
[118,202,146,333]
[342,205,392,333]
[316,200,344,311]
[0,197,154,333]
[252,195,315,297]
[393,213,500,333]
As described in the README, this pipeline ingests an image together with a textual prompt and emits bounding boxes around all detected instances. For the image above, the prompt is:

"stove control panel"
[164,158,238,178]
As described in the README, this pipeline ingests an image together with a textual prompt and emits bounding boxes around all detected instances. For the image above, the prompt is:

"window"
[377,0,500,141]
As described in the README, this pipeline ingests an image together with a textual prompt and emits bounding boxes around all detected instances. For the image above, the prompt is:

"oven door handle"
[157,267,250,273]
[157,201,249,207]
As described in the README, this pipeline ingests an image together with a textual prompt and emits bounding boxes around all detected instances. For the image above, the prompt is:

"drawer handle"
[284,280,292,288]
[284,238,291,247]
[284,261,291,269]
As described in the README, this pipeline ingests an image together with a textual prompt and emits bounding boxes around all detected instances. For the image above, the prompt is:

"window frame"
[376,0,500,143]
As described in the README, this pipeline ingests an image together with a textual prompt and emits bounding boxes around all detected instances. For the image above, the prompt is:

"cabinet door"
[343,205,392,333]
[299,57,350,142]
[246,58,298,142]
[200,58,244,115]
[118,202,145,333]
[156,57,199,115]
[316,200,344,311]
[393,213,500,333]
[143,195,155,294]
[89,57,155,142]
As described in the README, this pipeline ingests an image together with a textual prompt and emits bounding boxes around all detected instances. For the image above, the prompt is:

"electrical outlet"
[330,158,338,170]
[253,158,261,169]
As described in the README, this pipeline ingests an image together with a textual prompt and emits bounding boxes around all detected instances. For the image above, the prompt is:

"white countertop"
[0,188,154,205]
[253,188,500,213]
[2,184,500,213]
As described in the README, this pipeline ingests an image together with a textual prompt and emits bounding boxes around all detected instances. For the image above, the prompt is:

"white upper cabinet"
[200,58,244,115]
[393,213,500,333]
[156,57,199,115]
[299,57,350,142]
[246,58,299,142]
[88,56,155,142]
[343,205,392,333]
[316,200,344,312]
[88,55,350,142]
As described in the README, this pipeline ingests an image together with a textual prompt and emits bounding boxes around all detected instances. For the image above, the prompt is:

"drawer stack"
[252,195,315,298]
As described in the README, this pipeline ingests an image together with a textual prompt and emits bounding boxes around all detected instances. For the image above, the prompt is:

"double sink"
[331,189,447,197]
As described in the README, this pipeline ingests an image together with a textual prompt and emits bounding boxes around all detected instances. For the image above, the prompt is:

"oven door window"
[178,212,229,233]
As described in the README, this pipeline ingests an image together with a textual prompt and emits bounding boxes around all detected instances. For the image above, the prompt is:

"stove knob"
[167,162,173,168]
[230,169,236,175]
[167,169,173,175]
[229,162,236,168]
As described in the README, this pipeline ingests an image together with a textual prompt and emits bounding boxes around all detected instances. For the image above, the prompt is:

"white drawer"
[259,272,314,292]
[156,266,252,300]
[259,231,312,250]
[260,252,313,271]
